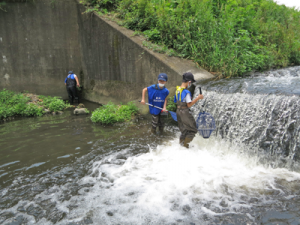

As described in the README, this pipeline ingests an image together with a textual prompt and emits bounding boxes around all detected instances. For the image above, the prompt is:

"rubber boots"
[183,137,193,148]
[158,126,164,135]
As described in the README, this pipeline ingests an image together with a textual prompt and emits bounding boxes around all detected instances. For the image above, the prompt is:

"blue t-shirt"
[147,84,169,115]
[174,88,191,103]
[64,74,76,83]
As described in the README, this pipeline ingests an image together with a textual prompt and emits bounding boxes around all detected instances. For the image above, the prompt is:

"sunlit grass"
[81,0,300,78]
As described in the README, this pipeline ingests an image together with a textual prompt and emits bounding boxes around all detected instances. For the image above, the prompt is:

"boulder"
[77,103,85,108]
[74,108,88,115]
[44,109,51,114]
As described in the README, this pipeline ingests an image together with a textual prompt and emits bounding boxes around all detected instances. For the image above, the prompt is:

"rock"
[44,109,51,114]
[77,103,85,108]
[74,108,88,115]
[57,111,63,115]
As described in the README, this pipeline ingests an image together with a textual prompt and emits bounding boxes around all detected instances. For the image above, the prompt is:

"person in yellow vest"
[174,72,203,148]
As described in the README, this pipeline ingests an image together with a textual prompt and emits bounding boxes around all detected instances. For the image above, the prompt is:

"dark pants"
[177,108,198,140]
[66,86,77,104]
[152,114,164,129]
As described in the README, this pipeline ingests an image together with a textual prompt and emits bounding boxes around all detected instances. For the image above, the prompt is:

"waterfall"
[192,66,300,170]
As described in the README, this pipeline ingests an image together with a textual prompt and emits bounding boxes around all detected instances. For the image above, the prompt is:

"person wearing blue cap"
[141,73,169,134]
[64,71,80,104]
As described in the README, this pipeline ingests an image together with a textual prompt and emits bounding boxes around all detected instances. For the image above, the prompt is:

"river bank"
[0,90,72,122]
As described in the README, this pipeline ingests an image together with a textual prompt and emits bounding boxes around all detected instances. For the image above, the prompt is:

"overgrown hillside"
[81,0,300,78]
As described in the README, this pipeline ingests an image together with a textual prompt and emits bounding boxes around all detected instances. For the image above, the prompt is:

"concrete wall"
[77,5,213,103]
[0,0,82,97]
[0,0,213,104]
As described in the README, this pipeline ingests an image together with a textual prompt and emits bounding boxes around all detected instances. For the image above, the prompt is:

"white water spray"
[54,136,300,224]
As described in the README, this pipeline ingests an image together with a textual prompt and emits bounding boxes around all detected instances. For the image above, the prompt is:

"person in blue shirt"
[174,72,203,148]
[141,73,169,134]
[64,71,80,104]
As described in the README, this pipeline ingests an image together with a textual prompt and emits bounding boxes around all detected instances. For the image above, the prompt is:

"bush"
[0,89,70,120]
[0,89,29,119]
[38,95,70,112]
[48,99,67,112]
[22,103,44,117]
[91,101,139,124]
[83,0,300,78]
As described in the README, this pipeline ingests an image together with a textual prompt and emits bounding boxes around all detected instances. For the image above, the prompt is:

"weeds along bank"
[0,88,138,125]
[0,89,70,121]
[90,98,176,125]
[91,102,139,124]
[0,89,167,125]
[80,0,300,78]
[0,88,139,124]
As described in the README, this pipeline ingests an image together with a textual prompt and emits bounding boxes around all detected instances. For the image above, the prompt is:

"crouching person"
[175,72,203,148]
[141,73,169,134]
[65,71,80,104]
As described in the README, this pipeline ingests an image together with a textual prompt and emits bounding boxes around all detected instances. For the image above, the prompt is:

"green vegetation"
[0,89,70,120]
[91,101,139,124]
[38,95,68,112]
[81,0,300,78]
[166,95,177,112]
[0,2,6,12]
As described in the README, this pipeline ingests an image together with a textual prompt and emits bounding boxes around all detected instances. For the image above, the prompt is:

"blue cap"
[158,73,168,81]
[68,71,73,74]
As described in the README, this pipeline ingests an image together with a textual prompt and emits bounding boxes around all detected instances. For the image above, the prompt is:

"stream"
[1,67,300,224]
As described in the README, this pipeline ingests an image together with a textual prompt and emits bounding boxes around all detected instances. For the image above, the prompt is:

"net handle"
[138,101,177,122]
[198,87,205,111]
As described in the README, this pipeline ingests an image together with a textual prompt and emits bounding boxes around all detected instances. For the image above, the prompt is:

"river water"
[1,67,300,225]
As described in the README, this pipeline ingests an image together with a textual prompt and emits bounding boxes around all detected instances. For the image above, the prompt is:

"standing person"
[141,73,169,134]
[65,71,80,104]
[174,72,203,148]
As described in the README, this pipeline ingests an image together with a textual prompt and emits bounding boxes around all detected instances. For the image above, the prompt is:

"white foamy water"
[50,136,300,224]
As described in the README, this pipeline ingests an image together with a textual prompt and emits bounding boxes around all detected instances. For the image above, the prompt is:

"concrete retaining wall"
[0,0,214,103]
[77,8,213,104]
[0,0,82,97]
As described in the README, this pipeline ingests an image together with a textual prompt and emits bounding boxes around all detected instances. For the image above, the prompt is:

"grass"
[80,0,300,78]
[0,89,70,120]
[91,101,139,124]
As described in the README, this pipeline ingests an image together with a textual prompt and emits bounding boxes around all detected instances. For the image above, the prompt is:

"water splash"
[2,135,300,224]
[193,66,300,169]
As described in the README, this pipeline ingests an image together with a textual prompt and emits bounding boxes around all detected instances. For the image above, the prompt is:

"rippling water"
[1,113,300,224]
[2,68,300,224]
[201,66,300,96]
[2,131,300,224]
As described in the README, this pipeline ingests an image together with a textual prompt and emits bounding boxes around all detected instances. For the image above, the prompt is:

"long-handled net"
[196,111,216,138]
[168,111,177,121]
[140,101,177,121]
[195,87,216,138]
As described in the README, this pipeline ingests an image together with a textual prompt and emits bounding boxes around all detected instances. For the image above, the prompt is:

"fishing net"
[196,112,216,138]
[161,110,177,121]
[168,111,177,121]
